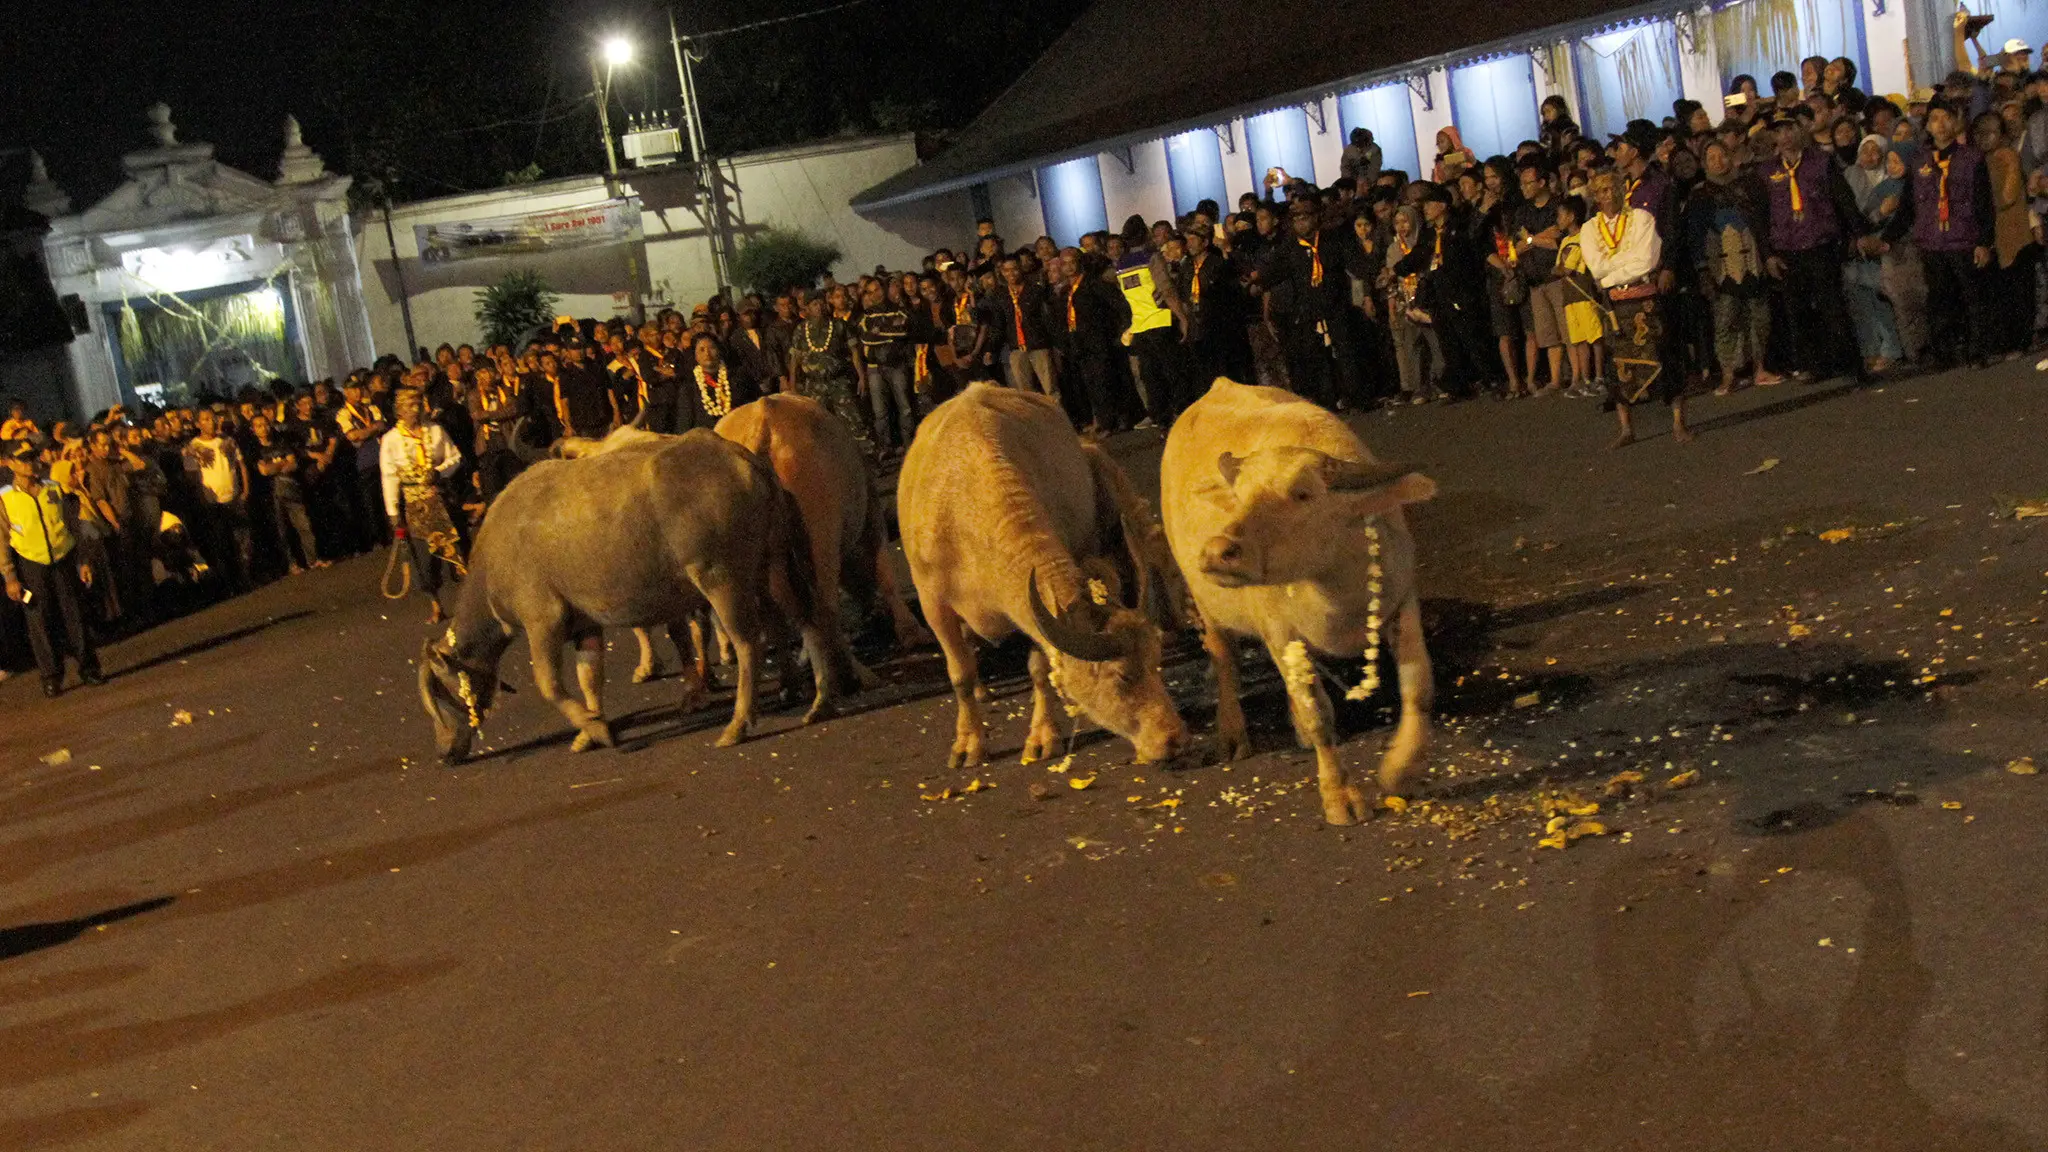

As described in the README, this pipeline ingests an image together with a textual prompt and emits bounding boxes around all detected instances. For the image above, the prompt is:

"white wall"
[355,135,940,355]
[1220,118,1256,210]
[1101,140,1173,231]
[1864,2,1911,99]
[1410,71,1456,179]
[1307,95,1344,185]
[986,173,1045,247]
[1679,13,1730,109]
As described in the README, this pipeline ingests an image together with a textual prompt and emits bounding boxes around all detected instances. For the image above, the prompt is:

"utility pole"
[668,9,732,293]
[591,57,622,194]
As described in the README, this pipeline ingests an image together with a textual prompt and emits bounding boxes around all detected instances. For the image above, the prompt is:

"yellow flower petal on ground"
[1382,795,1409,813]
[1665,769,1701,790]
[2007,757,2039,775]
[1069,775,1097,790]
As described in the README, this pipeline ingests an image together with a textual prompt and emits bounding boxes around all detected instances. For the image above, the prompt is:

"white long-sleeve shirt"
[380,423,463,517]
[1577,208,1662,289]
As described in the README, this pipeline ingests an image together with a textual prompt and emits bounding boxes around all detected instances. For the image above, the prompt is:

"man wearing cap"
[1761,106,1865,381]
[1880,100,1996,368]
[1,439,102,696]
[1267,200,1366,409]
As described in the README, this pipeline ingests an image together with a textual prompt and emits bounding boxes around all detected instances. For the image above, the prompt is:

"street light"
[602,36,633,67]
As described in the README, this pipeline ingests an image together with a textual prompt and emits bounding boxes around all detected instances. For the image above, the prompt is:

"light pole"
[593,35,633,187]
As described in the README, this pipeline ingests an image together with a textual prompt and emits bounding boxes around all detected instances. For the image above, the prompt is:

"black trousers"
[1281,312,1366,407]
[1131,327,1197,424]
[1922,248,1992,365]
[16,552,98,684]
[194,501,253,592]
[353,467,388,550]
[1994,245,2040,354]
[1775,247,1859,379]
[1066,349,1125,430]
[476,449,521,505]
[1190,311,1255,387]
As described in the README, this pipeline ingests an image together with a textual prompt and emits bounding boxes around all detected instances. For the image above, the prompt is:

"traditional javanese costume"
[1579,205,1671,405]
[380,421,466,597]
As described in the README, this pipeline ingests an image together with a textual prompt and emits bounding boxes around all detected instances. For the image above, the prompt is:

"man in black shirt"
[1511,158,1568,390]
[727,305,787,399]
[1057,247,1131,433]
[1268,201,1365,408]
[539,339,614,440]
[1178,220,1252,387]
[991,256,1058,398]
[249,412,324,574]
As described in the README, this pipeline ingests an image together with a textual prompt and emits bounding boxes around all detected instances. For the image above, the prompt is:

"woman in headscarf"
[1842,134,1905,373]
[1378,205,1445,402]
[1871,141,1928,361]
[1432,126,1477,186]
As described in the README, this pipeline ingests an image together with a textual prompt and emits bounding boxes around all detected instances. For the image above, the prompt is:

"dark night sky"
[4,0,1089,208]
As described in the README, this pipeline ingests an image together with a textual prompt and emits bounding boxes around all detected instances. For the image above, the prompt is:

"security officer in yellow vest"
[1,439,102,696]
[1114,215,1196,428]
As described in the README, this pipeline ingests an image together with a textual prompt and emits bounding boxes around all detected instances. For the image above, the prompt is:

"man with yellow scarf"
[1,439,102,696]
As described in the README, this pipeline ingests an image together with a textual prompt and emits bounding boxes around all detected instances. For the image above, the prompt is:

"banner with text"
[415,199,642,263]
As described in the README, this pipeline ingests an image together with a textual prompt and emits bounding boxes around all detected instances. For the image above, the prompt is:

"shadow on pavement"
[0,1099,152,1150]
[110,610,316,680]
[0,957,459,1091]
[0,897,174,961]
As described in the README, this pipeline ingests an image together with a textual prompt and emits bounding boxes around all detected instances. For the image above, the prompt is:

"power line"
[436,95,595,137]
[676,0,876,42]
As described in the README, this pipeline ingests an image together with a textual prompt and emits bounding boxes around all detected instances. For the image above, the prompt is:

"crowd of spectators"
[6,13,2045,692]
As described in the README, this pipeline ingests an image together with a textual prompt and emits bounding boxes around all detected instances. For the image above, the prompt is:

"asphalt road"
[3,367,2046,1150]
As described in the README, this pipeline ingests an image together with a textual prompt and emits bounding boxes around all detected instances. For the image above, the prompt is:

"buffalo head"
[1028,568,1189,763]
[1199,448,1436,587]
[417,638,503,763]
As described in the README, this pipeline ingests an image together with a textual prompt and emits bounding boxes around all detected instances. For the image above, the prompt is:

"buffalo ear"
[1217,451,1243,487]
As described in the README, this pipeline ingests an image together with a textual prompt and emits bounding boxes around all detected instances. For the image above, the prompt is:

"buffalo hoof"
[677,686,711,715]
[570,721,615,754]
[947,742,985,771]
[802,697,837,726]
[1321,784,1369,826]
[1215,728,1252,763]
[716,719,751,747]
[1020,726,1059,765]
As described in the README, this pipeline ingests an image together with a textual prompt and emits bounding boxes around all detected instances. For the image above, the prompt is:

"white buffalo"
[899,383,1189,769]
[1160,379,1437,824]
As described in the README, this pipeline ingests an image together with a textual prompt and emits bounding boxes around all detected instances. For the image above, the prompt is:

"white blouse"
[1578,208,1662,289]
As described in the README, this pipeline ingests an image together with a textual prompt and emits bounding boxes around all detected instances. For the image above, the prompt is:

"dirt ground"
[3,368,2045,1150]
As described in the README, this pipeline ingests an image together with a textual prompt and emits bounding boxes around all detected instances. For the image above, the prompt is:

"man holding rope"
[380,389,466,624]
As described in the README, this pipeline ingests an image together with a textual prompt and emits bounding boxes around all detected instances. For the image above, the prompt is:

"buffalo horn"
[1027,571,1133,663]
[1320,455,1420,492]
[508,416,552,465]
